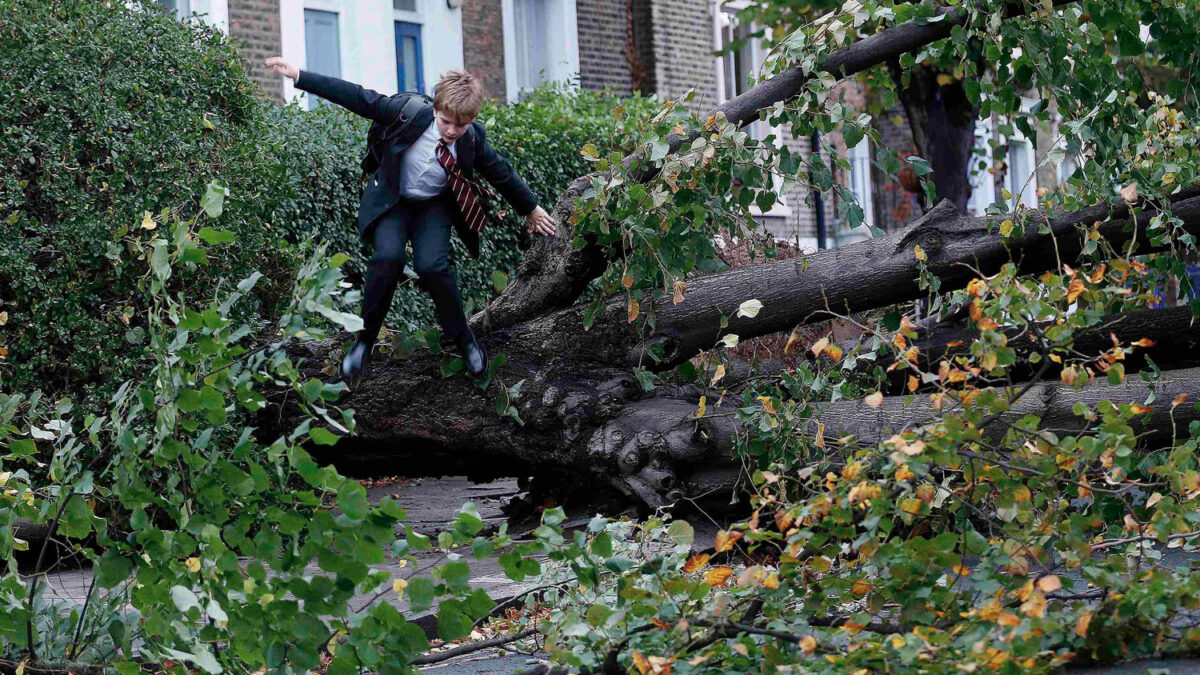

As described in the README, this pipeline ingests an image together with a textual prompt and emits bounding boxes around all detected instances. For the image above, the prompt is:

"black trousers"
[358,192,470,344]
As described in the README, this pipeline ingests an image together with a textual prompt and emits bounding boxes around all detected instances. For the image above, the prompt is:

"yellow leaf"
[999,219,1014,236]
[864,391,884,408]
[1035,575,1062,592]
[763,573,780,590]
[850,579,872,595]
[1172,394,1190,408]
[907,375,919,393]
[1132,338,1155,348]
[140,211,156,230]
[185,557,201,573]
[673,280,686,304]
[810,336,830,357]
[711,364,726,386]
[714,529,742,553]
[632,650,652,675]
[705,566,734,586]
[757,396,777,414]
[1067,278,1086,303]
[695,396,707,418]
[890,635,906,649]
[627,298,640,323]
[682,554,711,573]
[622,274,634,289]
[967,278,988,297]
[784,329,801,354]
[826,344,844,360]
[393,577,408,595]
[730,642,749,656]
[1129,403,1152,415]
[798,635,817,653]
[899,498,922,515]
[1020,590,1047,618]
[936,73,953,86]
[1120,181,1139,203]
[0,311,6,326]
[996,610,1021,627]
[1075,611,1092,638]
[914,244,927,261]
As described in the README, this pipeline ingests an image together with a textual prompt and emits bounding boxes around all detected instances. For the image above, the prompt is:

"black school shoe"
[455,331,488,377]
[341,337,373,381]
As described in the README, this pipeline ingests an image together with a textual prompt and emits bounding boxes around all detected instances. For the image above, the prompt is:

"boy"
[264,57,556,380]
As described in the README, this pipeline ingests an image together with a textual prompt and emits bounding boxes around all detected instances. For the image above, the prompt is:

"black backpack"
[361,92,433,177]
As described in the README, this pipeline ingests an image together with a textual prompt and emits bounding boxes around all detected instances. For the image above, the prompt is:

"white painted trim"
[501,0,518,102]
[713,1,789,213]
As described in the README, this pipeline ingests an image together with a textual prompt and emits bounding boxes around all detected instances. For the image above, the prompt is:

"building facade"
[158,0,1052,252]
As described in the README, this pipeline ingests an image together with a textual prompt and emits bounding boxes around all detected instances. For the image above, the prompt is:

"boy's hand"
[526,206,556,236]
[264,56,299,81]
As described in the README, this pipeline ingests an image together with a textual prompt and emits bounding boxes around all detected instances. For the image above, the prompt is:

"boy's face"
[435,108,474,145]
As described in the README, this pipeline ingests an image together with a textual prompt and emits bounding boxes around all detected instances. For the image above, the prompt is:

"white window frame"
[967,118,996,216]
[837,135,874,244]
[1002,97,1039,210]
[501,0,580,101]
[712,0,791,218]
[152,0,229,32]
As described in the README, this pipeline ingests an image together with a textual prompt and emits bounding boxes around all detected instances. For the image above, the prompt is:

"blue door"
[395,22,425,95]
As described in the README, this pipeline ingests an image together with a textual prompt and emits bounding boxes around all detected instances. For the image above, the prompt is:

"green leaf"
[667,520,694,547]
[309,427,340,446]
[96,549,133,589]
[201,180,229,218]
[438,601,473,641]
[406,577,436,612]
[197,226,235,245]
[492,270,509,293]
[171,585,202,614]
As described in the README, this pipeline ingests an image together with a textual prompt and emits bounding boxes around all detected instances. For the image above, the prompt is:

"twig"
[410,628,538,665]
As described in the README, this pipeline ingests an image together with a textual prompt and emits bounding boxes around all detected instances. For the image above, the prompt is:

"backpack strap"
[363,93,432,176]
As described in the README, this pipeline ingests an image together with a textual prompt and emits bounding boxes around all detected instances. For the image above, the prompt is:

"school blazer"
[294,70,539,258]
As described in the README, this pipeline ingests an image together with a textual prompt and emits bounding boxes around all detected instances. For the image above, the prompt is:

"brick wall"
[644,0,718,111]
[576,0,635,95]
[463,0,507,100]
[228,0,283,102]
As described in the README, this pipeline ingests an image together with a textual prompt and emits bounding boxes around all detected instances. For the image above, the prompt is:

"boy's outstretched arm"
[264,57,399,125]
[471,123,556,236]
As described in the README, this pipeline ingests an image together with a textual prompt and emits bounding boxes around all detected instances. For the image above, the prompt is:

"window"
[513,0,550,91]
[304,9,341,110]
[847,137,875,231]
[393,0,417,10]
[716,4,764,139]
[967,119,996,216]
[395,22,425,94]
[158,0,191,14]
[712,1,788,217]
[1004,136,1038,209]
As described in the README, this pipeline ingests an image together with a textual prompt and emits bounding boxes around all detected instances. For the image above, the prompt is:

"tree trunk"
[890,64,980,209]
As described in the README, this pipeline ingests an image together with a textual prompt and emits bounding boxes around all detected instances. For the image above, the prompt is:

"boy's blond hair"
[433,70,485,121]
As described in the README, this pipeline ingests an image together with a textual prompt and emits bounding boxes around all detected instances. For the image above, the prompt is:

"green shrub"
[0,0,293,410]
[0,0,654,410]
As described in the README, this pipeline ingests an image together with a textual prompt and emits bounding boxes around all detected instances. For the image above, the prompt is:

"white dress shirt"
[399,118,457,199]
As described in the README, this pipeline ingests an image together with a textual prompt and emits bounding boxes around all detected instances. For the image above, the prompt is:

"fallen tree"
[256,0,1200,514]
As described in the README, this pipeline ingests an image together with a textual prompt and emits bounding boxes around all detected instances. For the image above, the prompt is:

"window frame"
[303,7,343,110]
[394,21,426,95]
[711,0,791,218]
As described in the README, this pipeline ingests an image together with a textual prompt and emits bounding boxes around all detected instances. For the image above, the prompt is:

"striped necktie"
[435,139,487,233]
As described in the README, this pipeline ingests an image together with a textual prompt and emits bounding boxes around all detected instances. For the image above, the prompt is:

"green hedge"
[0,0,655,411]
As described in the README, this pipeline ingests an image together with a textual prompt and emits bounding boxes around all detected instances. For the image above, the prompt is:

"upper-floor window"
[157,0,191,15]
[394,0,417,9]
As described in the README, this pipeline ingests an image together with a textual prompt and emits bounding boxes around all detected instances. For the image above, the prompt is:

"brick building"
[155,0,1055,250]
